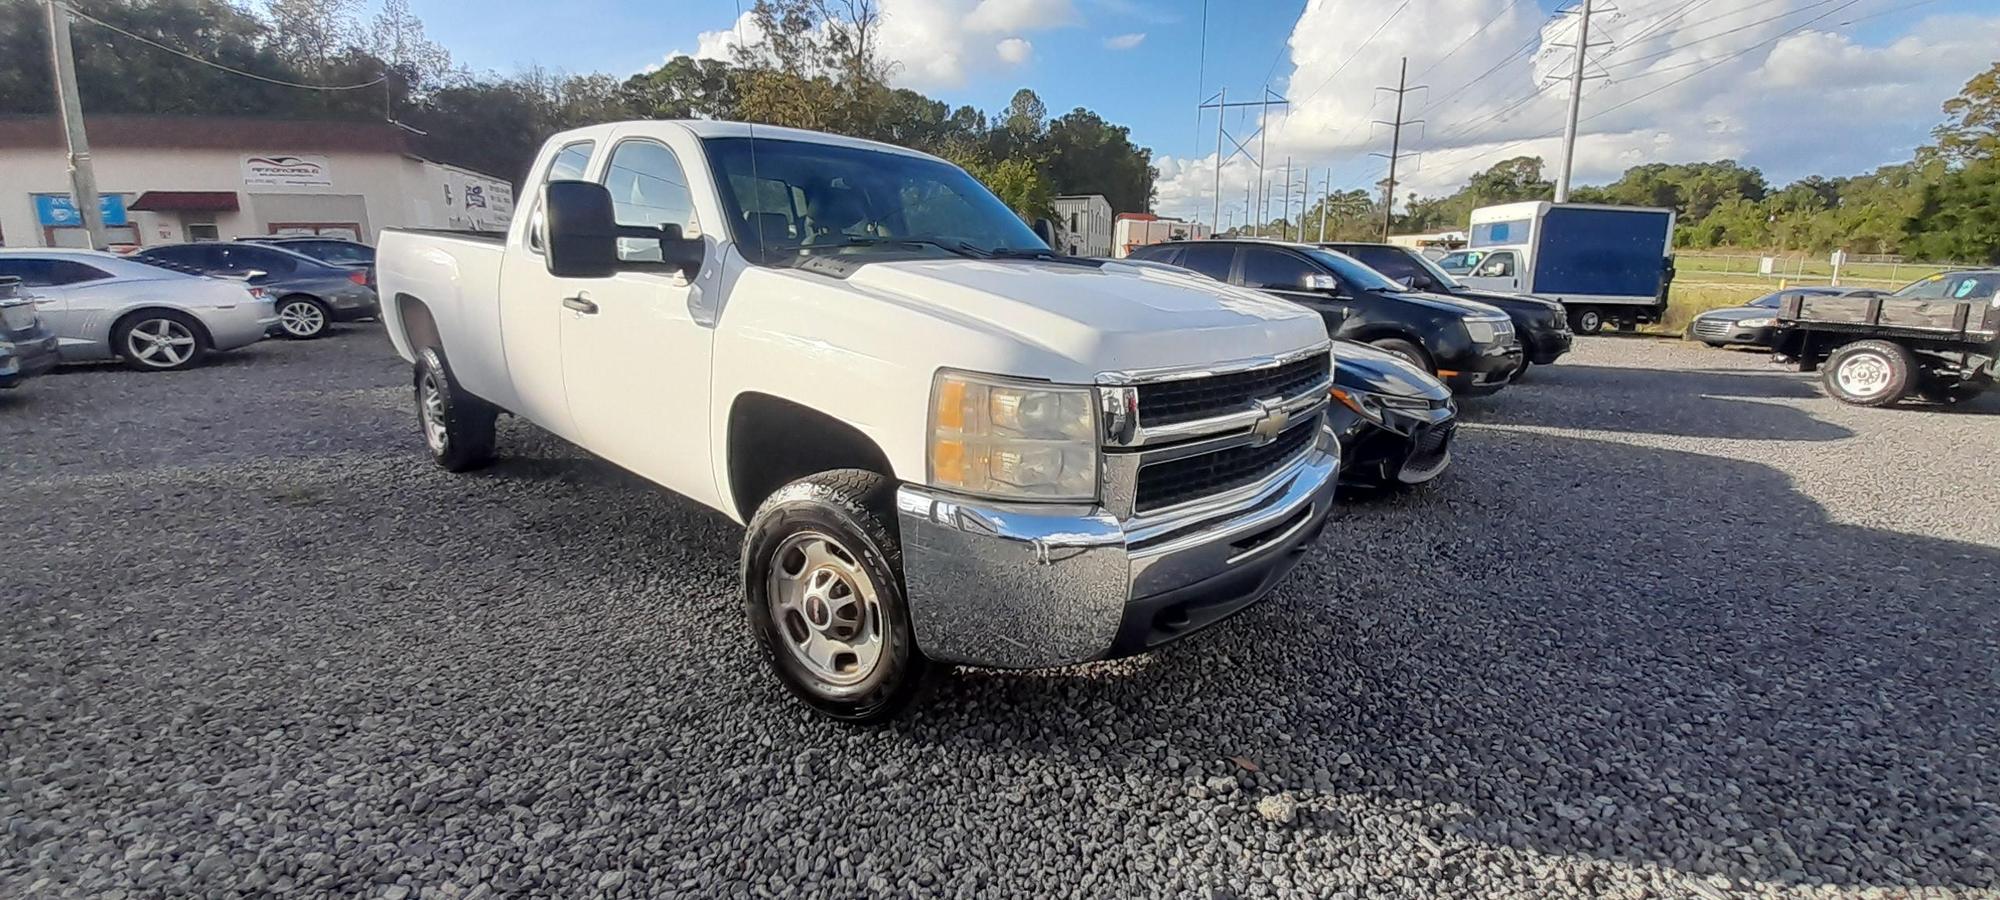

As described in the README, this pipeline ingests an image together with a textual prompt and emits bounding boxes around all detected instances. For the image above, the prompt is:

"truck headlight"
[1464,315,1514,344]
[929,371,1098,501]
[1737,317,1774,328]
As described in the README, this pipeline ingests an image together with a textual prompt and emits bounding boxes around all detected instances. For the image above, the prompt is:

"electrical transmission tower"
[1197,87,1287,233]
[1370,57,1425,241]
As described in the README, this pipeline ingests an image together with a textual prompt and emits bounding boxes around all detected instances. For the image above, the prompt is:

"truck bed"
[1779,291,1998,343]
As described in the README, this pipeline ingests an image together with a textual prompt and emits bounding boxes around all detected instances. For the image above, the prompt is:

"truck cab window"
[603,140,698,263]
[1474,252,1516,278]
[548,141,595,182]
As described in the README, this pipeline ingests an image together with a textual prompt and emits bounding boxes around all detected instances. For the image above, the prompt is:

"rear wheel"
[1368,337,1434,373]
[1822,340,1914,407]
[276,295,330,339]
[1571,308,1603,334]
[415,346,497,471]
[113,310,208,372]
[743,470,928,723]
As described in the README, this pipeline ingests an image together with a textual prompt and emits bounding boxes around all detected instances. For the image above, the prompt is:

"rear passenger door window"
[532,140,597,253]
[1176,243,1237,282]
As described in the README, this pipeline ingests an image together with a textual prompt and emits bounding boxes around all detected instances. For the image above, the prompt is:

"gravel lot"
[5,328,1998,899]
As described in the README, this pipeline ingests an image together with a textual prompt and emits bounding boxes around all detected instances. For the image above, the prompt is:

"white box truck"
[1436,201,1675,334]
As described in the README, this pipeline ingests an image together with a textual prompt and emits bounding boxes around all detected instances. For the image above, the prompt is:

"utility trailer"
[1772,269,2000,407]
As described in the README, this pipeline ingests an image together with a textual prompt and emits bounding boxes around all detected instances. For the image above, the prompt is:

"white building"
[1050,194,1113,257]
[1112,213,1211,258]
[0,116,513,249]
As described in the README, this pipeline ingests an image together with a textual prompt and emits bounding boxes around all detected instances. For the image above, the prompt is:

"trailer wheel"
[1822,340,1914,407]
[1571,308,1603,334]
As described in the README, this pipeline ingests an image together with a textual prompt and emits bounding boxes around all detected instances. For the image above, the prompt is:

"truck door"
[558,135,720,506]
[1461,250,1520,291]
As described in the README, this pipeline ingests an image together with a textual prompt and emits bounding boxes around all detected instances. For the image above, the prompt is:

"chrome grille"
[1692,318,1731,337]
[1134,418,1318,513]
[1136,352,1330,428]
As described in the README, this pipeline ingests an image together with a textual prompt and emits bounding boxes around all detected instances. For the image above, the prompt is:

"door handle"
[563,294,598,314]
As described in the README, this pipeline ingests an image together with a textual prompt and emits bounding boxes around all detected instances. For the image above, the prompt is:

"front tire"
[743,470,928,724]
[1822,340,1914,407]
[276,295,331,339]
[1571,308,1603,335]
[414,346,497,471]
[113,310,208,372]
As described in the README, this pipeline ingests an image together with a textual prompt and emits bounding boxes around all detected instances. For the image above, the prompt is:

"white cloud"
[996,37,1034,64]
[656,1,1076,90]
[1154,1,2000,222]
[1104,32,1146,50]
[967,0,1077,33]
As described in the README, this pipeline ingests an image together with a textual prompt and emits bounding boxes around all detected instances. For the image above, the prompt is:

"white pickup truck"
[378,121,1339,722]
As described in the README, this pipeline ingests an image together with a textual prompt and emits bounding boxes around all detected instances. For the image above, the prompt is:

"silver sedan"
[0,249,278,372]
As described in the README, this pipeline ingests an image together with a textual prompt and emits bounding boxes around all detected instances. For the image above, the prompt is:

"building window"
[187,223,220,242]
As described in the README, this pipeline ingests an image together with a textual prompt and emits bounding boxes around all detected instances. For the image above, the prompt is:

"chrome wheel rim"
[767,532,883,690]
[418,371,448,453]
[1836,352,1892,397]
[1578,311,1601,332]
[279,300,326,337]
[126,318,196,368]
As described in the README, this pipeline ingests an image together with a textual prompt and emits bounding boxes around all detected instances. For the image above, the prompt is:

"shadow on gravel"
[916,431,1999,892]
[1466,363,1854,442]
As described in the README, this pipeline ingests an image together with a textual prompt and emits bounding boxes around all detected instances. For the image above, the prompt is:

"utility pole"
[1554,0,1594,202]
[1280,157,1292,240]
[1197,89,1287,235]
[1318,171,1331,241]
[44,0,106,250]
[1210,88,1226,231]
[1370,57,1425,242]
[1298,166,1309,244]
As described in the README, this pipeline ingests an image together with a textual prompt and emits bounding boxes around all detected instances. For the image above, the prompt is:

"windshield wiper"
[804,237,992,259]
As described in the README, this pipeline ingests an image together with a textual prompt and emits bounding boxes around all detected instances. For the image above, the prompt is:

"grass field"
[1674,251,1957,287]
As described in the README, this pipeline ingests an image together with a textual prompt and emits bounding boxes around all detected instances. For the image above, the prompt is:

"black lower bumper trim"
[1103,511,1328,659]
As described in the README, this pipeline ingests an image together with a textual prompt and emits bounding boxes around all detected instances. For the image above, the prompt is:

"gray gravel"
[4,329,1998,898]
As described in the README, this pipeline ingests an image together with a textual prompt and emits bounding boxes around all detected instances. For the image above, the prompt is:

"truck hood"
[842,258,1328,377]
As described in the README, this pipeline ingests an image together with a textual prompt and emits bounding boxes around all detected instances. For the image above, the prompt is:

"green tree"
[1905,158,2000,263]
[1041,108,1154,214]
[1924,61,2000,166]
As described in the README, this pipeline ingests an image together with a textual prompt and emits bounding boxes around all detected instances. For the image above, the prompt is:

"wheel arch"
[110,304,214,349]
[725,392,897,523]
[395,293,441,353]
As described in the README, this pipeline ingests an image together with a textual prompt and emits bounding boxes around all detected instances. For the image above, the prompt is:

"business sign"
[32,193,129,227]
[241,154,332,188]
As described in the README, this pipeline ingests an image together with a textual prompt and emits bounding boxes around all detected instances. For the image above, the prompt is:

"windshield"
[702,137,1047,267]
[1435,249,1485,274]
[1403,249,1466,291]
[1892,271,2000,300]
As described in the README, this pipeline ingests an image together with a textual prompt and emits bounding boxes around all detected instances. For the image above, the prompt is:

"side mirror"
[544,180,620,278]
[1032,217,1058,248]
[656,223,705,280]
[1302,273,1340,293]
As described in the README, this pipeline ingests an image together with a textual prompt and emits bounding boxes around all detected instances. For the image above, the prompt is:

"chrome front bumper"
[895,423,1339,668]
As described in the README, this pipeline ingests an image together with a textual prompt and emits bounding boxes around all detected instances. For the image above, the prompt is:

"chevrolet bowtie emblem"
[1248,397,1289,446]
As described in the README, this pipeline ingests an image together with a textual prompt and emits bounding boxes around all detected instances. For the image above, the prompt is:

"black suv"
[1321,242,1572,377]
[1129,240,1523,395]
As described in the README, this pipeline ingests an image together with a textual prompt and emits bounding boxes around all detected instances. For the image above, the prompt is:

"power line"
[1603,0,1850,71]
[65,4,386,91]
[1292,0,1413,111]
[1408,0,1528,82]
[1439,0,1873,176]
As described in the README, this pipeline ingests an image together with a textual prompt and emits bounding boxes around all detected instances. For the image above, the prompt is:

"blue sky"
[404,0,1999,221]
